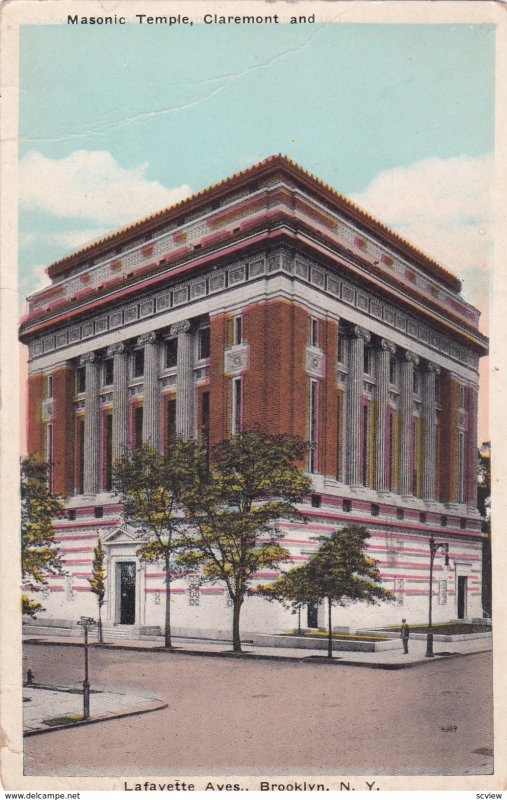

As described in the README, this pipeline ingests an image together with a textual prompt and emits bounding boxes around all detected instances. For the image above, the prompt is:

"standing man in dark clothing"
[401,619,410,654]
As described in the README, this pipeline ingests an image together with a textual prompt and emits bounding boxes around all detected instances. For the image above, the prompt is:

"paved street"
[23,643,493,777]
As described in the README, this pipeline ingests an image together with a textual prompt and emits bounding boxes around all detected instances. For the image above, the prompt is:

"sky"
[18,21,494,440]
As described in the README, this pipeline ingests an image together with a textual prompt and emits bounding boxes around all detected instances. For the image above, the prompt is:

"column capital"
[137,331,158,347]
[351,325,371,343]
[379,338,396,355]
[79,352,97,366]
[106,342,127,357]
[403,350,420,366]
[426,361,441,375]
[169,319,191,336]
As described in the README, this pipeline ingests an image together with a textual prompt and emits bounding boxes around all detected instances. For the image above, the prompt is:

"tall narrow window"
[391,410,398,492]
[165,339,178,368]
[363,347,371,375]
[413,369,420,395]
[309,379,318,473]
[386,409,394,490]
[198,328,211,359]
[76,366,86,394]
[310,317,319,347]
[45,374,53,399]
[165,397,176,451]
[435,373,442,404]
[201,391,210,458]
[457,431,465,503]
[389,355,397,385]
[103,413,113,491]
[45,424,53,492]
[336,390,343,480]
[232,378,242,434]
[436,410,441,501]
[133,349,144,378]
[103,359,114,387]
[133,405,144,450]
[412,418,417,495]
[233,316,243,345]
[337,331,346,364]
[361,404,369,485]
[76,417,85,494]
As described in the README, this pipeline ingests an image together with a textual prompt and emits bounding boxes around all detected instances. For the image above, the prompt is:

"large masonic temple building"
[20,156,488,637]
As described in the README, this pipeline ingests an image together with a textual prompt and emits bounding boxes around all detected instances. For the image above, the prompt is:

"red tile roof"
[46,154,461,292]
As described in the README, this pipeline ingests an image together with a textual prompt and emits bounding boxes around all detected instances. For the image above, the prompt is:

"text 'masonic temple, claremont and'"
[19,156,488,638]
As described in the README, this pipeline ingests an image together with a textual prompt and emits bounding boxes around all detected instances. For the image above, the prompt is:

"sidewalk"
[23,683,167,736]
[23,631,492,669]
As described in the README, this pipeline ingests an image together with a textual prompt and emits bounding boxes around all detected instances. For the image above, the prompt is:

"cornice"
[25,246,483,376]
[20,213,487,354]
[44,155,461,292]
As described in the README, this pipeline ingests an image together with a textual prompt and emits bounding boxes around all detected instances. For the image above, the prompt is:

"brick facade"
[20,156,488,635]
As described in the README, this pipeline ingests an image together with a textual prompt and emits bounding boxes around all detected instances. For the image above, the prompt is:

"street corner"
[23,684,168,737]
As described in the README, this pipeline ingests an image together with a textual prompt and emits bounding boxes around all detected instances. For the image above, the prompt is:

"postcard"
[1,0,506,793]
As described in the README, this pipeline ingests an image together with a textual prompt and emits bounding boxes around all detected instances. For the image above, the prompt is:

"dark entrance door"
[307,602,319,629]
[119,562,136,624]
[457,576,467,620]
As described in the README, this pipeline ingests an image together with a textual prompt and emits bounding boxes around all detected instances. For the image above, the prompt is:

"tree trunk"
[164,554,172,648]
[98,605,103,643]
[327,597,333,658]
[232,596,243,653]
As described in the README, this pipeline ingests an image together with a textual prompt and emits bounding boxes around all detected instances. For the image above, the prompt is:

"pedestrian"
[400,619,410,654]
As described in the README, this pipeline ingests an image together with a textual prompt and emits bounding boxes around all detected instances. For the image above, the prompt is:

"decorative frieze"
[27,248,480,374]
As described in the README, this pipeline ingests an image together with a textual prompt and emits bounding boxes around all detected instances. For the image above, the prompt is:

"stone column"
[375,339,396,492]
[106,342,128,462]
[399,350,419,497]
[170,320,194,439]
[138,332,160,448]
[80,352,100,495]
[422,362,440,501]
[346,326,371,487]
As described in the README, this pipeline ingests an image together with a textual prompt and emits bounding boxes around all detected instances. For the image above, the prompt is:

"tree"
[88,536,106,642]
[114,442,207,648]
[260,525,394,658]
[21,456,64,617]
[178,431,312,653]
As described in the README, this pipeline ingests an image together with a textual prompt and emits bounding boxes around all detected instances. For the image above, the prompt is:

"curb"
[24,696,168,737]
[23,637,492,670]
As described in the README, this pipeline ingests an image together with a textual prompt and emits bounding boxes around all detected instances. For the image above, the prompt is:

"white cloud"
[19,150,192,226]
[349,154,493,318]
[49,228,112,252]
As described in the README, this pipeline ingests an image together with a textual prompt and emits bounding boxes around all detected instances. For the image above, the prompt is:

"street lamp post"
[77,616,96,719]
[425,537,449,658]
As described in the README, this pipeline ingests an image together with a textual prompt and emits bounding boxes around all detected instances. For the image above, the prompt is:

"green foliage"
[259,525,393,657]
[114,441,206,561]
[88,537,106,641]
[21,595,43,618]
[21,456,64,615]
[113,441,207,646]
[88,537,106,606]
[177,431,312,652]
[261,525,393,608]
